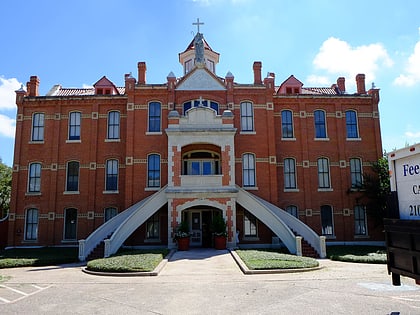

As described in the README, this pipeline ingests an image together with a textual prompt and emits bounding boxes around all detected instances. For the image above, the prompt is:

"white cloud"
[393,40,420,87]
[0,77,22,110]
[405,130,420,139]
[311,37,393,88]
[0,114,15,138]
[306,74,330,85]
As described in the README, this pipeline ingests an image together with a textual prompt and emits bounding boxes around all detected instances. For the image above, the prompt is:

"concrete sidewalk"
[1,249,420,314]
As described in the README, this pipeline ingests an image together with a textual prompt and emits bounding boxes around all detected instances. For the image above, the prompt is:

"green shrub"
[327,245,386,264]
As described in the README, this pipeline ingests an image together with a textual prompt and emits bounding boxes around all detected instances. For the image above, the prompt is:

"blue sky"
[1,0,420,166]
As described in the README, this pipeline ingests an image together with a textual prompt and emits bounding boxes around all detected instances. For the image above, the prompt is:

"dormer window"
[185,59,193,74]
[93,76,119,96]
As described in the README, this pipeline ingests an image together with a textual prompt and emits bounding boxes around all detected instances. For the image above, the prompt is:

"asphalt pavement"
[0,248,419,314]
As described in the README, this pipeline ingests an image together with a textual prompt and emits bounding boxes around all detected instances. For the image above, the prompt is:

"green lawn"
[86,249,170,273]
[235,249,319,270]
[0,247,79,269]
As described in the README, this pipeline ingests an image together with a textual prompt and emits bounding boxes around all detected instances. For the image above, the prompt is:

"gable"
[176,67,226,91]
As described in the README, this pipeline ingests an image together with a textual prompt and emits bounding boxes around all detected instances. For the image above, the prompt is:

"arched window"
[148,154,161,188]
[107,111,120,139]
[240,102,254,132]
[105,159,118,191]
[317,158,330,188]
[242,153,256,187]
[285,205,299,218]
[284,158,296,189]
[66,161,79,192]
[350,158,363,188]
[314,110,326,138]
[68,112,81,140]
[104,207,118,222]
[148,102,161,132]
[25,208,38,241]
[281,110,294,138]
[32,113,44,141]
[64,208,77,240]
[354,205,367,235]
[321,205,334,236]
[345,110,359,138]
[28,162,41,192]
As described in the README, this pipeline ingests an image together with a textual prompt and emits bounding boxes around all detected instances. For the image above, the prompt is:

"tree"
[362,155,391,223]
[0,159,12,219]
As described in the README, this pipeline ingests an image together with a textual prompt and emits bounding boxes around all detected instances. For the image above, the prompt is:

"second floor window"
[284,158,296,189]
[66,161,79,191]
[28,162,41,192]
[107,111,120,139]
[350,158,363,188]
[243,153,256,187]
[105,159,118,191]
[317,158,330,188]
[314,110,326,138]
[148,102,161,132]
[148,154,160,188]
[240,102,254,132]
[281,110,294,138]
[346,110,359,138]
[69,112,81,140]
[32,113,44,141]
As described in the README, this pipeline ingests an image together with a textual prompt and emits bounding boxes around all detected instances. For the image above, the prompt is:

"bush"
[236,249,319,270]
[86,249,169,273]
[327,245,386,264]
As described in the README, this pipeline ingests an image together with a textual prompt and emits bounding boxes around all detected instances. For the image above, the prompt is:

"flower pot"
[177,237,190,251]
[214,235,227,250]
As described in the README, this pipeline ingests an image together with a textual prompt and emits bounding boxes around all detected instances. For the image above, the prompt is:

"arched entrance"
[181,207,222,248]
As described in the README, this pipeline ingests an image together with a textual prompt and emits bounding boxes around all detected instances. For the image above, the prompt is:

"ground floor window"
[244,210,257,237]
[64,208,77,240]
[146,212,160,240]
[321,205,334,236]
[104,207,117,222]
[354,205,367,235]
[25,208,38,241]
[285,205,298,218]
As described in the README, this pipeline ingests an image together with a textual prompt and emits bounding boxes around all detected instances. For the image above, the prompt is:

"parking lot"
[0,249,419,314]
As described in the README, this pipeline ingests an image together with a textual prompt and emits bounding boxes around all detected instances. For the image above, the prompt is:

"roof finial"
[193,18,204,34]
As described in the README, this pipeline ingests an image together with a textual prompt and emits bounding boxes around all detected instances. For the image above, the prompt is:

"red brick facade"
[7,32,384,253]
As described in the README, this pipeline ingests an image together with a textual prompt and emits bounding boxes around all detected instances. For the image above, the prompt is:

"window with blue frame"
[106,159,118,191]
[68,112,81,140]
[345,110,359,138]
[148,154,160,187]
[314,110,326,138]
[281,110,294,138]
[107,111,120,139]
[182,99,219,115]
[148,102,161,132]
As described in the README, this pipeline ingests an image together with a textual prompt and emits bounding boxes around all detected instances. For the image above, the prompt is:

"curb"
[81,249,176,277]
[229,249,323,275]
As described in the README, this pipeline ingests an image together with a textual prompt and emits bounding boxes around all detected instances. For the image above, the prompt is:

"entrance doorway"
[182,209,221,247]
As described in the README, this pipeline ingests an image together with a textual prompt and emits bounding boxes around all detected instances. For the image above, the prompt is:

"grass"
[0,247,79,269]
[86,249,170,273]
[327,245,387,264]
[235,249,319,270]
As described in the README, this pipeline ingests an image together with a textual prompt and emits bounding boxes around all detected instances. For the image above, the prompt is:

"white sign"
[395,157,420,220]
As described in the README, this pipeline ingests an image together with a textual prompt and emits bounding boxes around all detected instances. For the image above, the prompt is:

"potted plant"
[173,220,190,251]
[212,214,227,250]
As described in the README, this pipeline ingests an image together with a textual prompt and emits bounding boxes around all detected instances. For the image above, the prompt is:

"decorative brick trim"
[91,112,98,119]
[343,208,351,216]
[299,111,306,118]
[305,209,313,217]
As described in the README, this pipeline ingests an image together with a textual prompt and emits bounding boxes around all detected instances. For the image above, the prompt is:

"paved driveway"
[0,249,419,314]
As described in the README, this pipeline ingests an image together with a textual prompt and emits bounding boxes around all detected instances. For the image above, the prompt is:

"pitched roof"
[182,35,215,54]
[46,85,125,96]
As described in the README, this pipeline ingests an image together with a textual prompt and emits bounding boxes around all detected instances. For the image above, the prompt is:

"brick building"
[8,27,383,259]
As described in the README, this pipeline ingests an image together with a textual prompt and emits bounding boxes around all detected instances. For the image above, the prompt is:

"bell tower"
[178,18,220,75]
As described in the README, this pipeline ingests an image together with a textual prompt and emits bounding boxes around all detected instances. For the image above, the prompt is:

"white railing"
[104,186,168,257]
[237,187,297,254]
[78,194,153,261]
[247,191,326,258]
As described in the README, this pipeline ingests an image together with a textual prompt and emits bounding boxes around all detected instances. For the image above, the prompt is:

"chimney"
[29,76,40,96]
[138,62,147,84]
[356,74,366,94]
[337,77,345,93]
[253,61,262,85]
